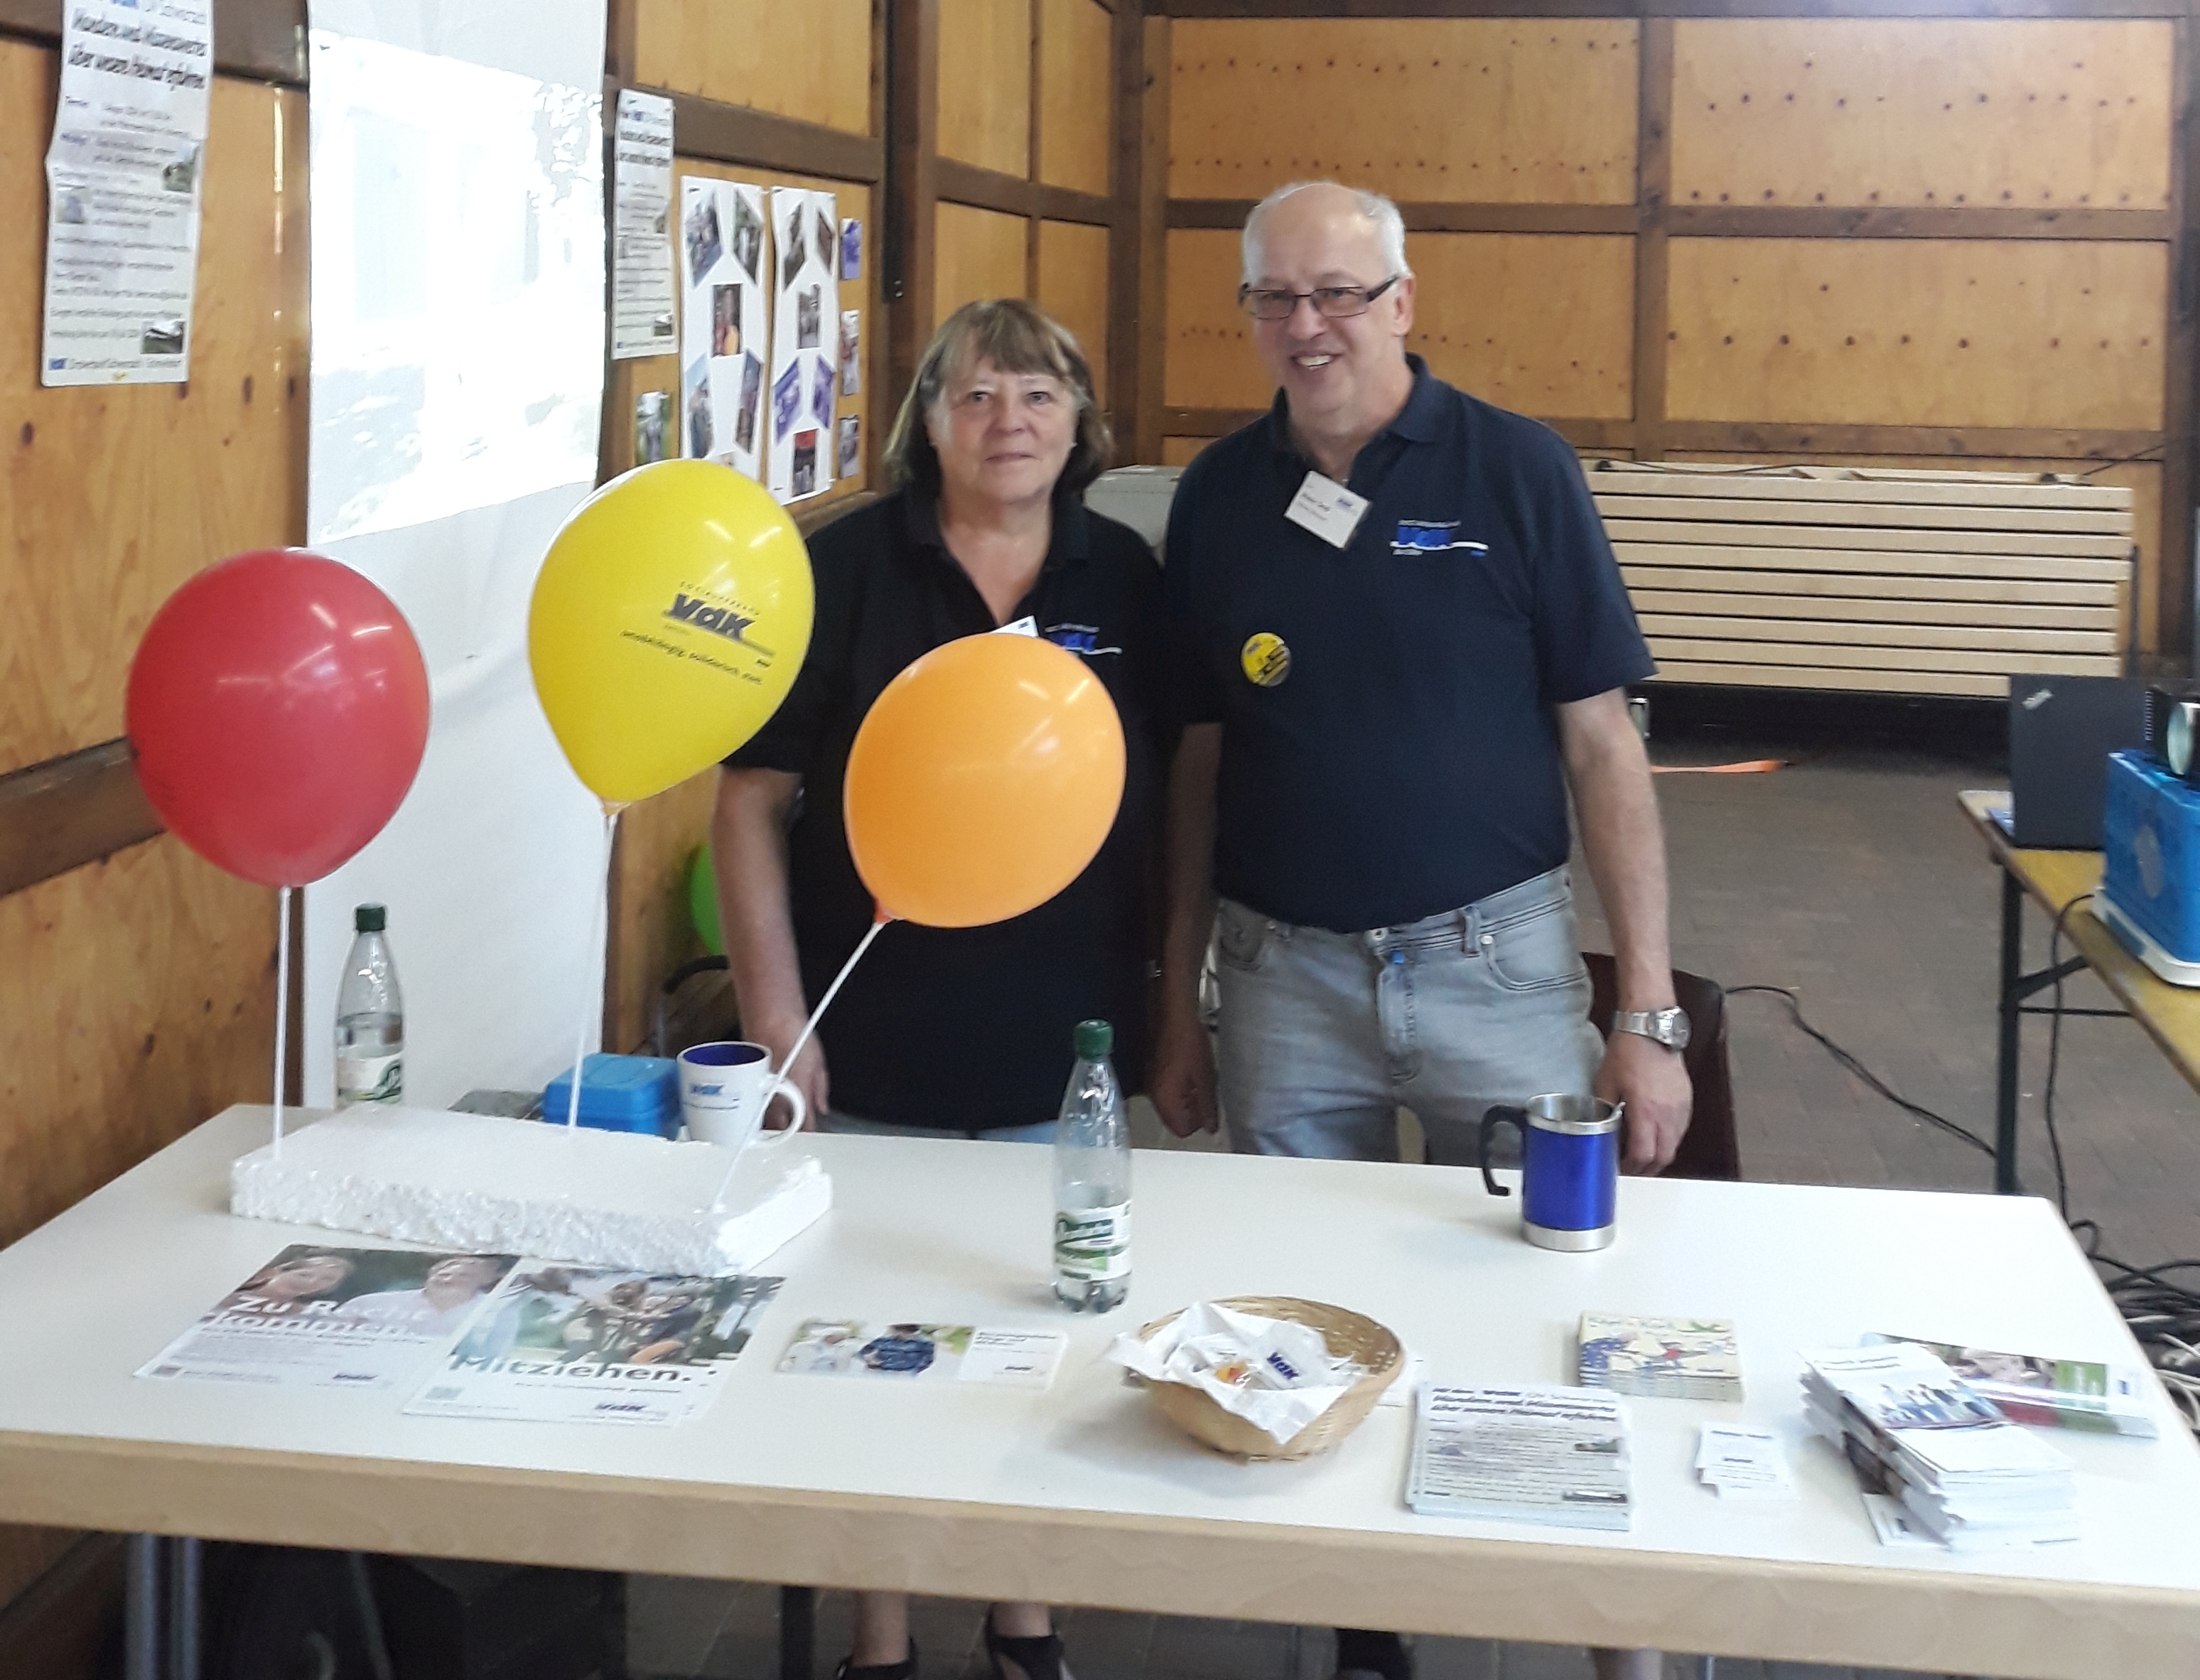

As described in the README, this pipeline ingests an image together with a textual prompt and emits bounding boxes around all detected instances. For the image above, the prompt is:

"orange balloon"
[845,634,1126,928]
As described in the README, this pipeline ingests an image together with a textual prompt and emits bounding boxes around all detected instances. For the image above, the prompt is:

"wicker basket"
[1134,1296,1403,1462]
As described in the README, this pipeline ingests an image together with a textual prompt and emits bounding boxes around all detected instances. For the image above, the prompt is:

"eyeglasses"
[1236,276,1401,321]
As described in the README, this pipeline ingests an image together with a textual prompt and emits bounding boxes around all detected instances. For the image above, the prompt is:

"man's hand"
[1149,1007,1219,1137]
[1593,1029,1691,1173]
[750,1016,829,1131]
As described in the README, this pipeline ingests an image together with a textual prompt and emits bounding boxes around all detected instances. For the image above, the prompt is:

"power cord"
[1727,964,2200,1438]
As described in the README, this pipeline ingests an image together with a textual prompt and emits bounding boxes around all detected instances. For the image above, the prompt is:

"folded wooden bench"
[1584,463,2137,699]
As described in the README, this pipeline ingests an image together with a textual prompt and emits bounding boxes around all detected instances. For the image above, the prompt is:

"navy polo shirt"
[1163,357,1654,934]
[727,488,1163,1129]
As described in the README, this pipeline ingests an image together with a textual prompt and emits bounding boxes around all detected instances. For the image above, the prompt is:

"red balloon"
[126,550,431,887]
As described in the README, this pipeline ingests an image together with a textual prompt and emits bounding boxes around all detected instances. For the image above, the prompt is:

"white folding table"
[1,1106,2195,1680]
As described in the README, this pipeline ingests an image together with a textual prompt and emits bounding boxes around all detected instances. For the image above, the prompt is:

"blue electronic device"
[2098,749,2200,986]
[539,1052,682,1136]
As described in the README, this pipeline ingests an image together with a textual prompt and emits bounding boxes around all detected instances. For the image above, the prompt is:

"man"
[337,1254,507,1338]
[1150,181,1689,1680]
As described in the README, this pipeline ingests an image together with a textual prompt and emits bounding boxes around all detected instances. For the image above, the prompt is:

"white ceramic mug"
[676,1041,809,1155]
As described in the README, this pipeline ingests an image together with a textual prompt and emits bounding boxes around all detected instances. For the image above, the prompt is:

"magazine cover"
[405,1266,783,1426]
[777,1319,1067,1387]
[139,1245,514,1391]
[1578,1311,1742,1400]
[1866,1332,2158,1437]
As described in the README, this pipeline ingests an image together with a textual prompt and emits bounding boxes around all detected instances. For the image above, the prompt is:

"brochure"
[404,1266,783,1426]
[139,1245,515,1392]
[1408,1384,1633,1531]
[777,1319,1068,1389]
[1865,1331,2157,1438]
[1578,1311,1742,1401]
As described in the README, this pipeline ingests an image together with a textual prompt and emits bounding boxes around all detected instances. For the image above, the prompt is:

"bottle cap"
[355,903,387,933]
[1074,1019,1112,1060]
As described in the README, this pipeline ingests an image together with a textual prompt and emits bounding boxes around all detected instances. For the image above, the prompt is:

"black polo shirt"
[1163,357,1654,934]
[728,488,1163,1129]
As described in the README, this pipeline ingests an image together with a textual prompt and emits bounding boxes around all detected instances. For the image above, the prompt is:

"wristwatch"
[1613,1006,1691,1051]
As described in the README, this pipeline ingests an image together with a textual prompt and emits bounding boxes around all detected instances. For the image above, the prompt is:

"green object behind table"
[689,843,724,955]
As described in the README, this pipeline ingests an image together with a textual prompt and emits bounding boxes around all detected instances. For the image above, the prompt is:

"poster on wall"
[767,185,839,503]
[679,176,769,482]
[40,0,212,386]
[610,90,676,360]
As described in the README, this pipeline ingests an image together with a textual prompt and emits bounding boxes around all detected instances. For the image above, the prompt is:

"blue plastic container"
[539,1053,681,1138]
[2101,749,2200,967]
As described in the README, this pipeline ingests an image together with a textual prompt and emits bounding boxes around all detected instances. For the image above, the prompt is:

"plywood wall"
[1666,238,2167,430]
[1169,20,1639,205]
[1,46,308,775]
[1037,219,1112,404]
[1669,20,2172,211]
[633,0,875,135]
[1039,0,1113,198]
[939,0,1034,178]
[937,201,1032,327]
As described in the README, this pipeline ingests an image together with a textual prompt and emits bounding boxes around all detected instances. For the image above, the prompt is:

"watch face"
[1663,1009,1691,1050]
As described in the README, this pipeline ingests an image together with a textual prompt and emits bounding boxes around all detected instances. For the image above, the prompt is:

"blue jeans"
[1214,866,1602,1165]
[819,1112,1057,1144]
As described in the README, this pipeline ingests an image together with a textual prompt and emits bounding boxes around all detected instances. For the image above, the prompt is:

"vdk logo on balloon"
[666,591,760,645]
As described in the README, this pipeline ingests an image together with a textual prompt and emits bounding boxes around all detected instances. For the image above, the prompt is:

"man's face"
[1246,190,1415,439]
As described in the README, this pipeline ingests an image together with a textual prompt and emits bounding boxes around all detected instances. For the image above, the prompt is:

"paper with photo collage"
[767,186,840,502]
[678,176,769,482]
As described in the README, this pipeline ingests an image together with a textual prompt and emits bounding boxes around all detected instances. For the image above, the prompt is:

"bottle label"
[1054,1204,1130,1282]
[337,1052,402,1106]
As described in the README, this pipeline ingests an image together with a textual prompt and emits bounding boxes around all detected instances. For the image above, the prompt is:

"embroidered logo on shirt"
[1391,519,1488,558]
[1241,632,1291,688]
[1043,623,1122,657]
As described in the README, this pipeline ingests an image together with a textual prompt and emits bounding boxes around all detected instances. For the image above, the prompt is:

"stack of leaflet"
[1801,1344,2078,1551]
[1408,1385,1633,1531]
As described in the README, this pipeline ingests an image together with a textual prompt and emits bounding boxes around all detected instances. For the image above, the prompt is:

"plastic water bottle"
[1053,1018,1131,1312]
[335,903,404,1106]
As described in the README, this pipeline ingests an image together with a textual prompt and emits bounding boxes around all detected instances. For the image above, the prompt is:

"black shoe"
[984,1617,1064,1680]
[1334,1628,1411,1680]
[834,1639,917,1680]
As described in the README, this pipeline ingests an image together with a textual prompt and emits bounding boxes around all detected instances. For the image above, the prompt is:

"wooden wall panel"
[1168,20,1639,207]
[1666,238,2167,431]
[0,47,308,776]
[939,0,1033,181]
[936,202,1032,328]
[1037,220,1112,406]
[632,0,875,136]
[1666,452,2160,656]
[1166,228,1633,421]
[1671,20,2173,212]
[1039,0,1113,198]
[605,768,717,1056]
[1163,437,1209,468]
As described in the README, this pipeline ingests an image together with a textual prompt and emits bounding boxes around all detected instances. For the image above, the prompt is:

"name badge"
[1284,472,1369,549]
[993,616,1038,637]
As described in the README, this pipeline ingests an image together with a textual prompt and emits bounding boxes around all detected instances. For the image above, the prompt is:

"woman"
[713,299,1163,1680]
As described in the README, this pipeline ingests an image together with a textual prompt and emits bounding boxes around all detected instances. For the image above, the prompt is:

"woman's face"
[259,1254,353,1299]
[926,355,1077,513]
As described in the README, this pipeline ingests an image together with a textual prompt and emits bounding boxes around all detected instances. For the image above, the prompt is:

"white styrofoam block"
[230,1106,830,1276]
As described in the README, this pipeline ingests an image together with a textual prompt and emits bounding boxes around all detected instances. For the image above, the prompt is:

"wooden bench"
[1583,463,2137,699]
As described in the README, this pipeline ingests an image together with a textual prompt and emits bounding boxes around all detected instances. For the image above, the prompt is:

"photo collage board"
[678,179,856,504]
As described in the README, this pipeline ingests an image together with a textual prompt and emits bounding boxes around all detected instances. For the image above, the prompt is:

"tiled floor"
[625,694,2200,1680]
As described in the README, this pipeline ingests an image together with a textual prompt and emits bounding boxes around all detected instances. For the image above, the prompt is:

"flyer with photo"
[405,1266,784,1426]
[777,1319,1067,1388]
[610,90,676,359]
[139,1245,515,1392]
[679,176,769,480]
[767,185,839,502]
[41,0,214,385]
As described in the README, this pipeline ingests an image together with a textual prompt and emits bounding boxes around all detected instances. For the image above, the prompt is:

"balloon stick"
[271,885,291,1159]
[566,805,622,1130]
[707,910,890,1215]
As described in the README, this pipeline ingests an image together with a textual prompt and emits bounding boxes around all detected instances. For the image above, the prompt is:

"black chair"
[1582,952,1741,1181]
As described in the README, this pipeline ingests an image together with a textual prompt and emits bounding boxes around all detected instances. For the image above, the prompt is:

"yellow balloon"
[529,461,814,806]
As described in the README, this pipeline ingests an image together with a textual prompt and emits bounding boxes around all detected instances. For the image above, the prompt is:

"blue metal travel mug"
[1478,1095,1623,1251]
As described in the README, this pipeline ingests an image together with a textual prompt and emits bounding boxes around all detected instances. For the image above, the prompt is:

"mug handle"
[750,1072,809,1147]
[1479,1106,1526,1197]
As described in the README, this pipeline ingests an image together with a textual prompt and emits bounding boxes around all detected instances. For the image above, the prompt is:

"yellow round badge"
[1241,632,1292,689]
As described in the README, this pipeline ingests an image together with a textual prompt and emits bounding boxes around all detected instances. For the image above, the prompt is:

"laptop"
[2007,674,2145,849]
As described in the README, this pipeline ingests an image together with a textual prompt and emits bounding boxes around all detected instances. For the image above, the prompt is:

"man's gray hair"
[1241,181,1412,285]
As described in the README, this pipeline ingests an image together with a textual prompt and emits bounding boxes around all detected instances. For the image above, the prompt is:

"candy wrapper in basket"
[1107,1299,1371,1447]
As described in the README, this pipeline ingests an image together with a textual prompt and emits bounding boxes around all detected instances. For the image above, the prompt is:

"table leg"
[780,1583,815,1680]
[168,1536,200,1680]
[125,1534,161,1680]
[1995,867,2023,1195]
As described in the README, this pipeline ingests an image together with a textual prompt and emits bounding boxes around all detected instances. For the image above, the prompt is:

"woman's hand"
[1150,1003,1219,1137]
[754,1016,829,1131]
